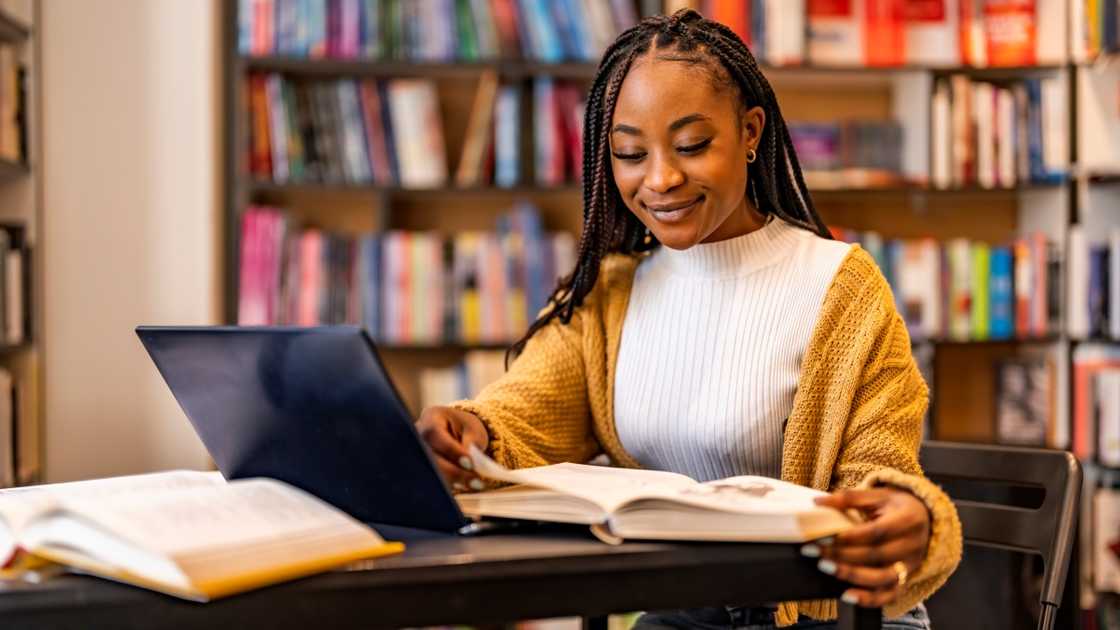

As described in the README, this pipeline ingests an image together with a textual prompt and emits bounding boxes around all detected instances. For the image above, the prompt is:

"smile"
[644,195,704,224]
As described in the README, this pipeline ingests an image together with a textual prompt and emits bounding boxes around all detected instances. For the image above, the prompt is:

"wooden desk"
[0,532,881,629]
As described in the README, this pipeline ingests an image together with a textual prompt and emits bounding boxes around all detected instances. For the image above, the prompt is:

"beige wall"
[40,1,220,481]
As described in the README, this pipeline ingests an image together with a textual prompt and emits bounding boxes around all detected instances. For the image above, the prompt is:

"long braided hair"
[509,8,830,360]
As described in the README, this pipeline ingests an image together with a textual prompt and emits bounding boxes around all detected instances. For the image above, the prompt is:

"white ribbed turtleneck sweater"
[614,218,852,482]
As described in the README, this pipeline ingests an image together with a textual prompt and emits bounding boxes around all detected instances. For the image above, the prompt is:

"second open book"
[457,447,853,544]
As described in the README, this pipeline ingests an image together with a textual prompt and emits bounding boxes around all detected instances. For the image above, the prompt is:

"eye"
[676,138,712,154]
[611,151,646,162]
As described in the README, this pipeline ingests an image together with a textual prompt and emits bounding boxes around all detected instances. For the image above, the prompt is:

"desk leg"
[582,615,609,630]
[837,604,880,630]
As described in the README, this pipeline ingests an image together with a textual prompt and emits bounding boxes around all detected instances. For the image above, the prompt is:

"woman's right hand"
[416,406,491,492]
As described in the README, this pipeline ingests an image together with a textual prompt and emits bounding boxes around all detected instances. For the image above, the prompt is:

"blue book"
[238,0,253,54]
[1090,244,1111,339]
[360,0,382,58]
[518,0,563,62]
[989,246,1014,340]
[1025,79,1044,183]
[751,0,766,59]
[361,235,382,341]
[377,82,400,185]
[495,84,521,187]
[550,0,583,61]
[307,0,328,57]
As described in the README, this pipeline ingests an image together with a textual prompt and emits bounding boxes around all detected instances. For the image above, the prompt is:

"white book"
[767,0,805,66]
[1035,0,1068,65]
[1099,371,1120,468]
[1095,490,1120,594]
[458,448,853,544]
[997,87,1016,188]
[974,82,995,189]
[0,471,402,599]
[1041,76,1069,177]
[388,80,448,189]
[1068,225,1090,340]
[932,80,951,190]
[4,248,21,345]
[904,0,959,67]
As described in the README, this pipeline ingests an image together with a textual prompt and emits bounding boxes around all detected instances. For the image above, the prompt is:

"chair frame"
[920,441,1082,630]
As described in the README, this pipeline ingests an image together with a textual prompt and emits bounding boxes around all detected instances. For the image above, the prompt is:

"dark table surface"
[0,530,880,630]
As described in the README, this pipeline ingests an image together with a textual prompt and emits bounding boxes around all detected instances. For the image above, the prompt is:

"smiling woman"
[416,9,961,630]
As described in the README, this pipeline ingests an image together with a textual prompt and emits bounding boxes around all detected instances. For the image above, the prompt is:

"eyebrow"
[611,113,711,136]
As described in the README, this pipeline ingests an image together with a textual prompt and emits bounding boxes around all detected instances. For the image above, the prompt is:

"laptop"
[136,325,488,539]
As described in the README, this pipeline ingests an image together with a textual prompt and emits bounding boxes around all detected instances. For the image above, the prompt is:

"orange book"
[297,230,323,326]
[706,0,751,46]
[864,0,906,66]
[984,0,1036,67]
[249,76,272,179]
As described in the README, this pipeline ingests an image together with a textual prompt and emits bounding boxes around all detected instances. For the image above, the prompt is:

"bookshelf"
[0,0,38,493]
[222,0,1120,624]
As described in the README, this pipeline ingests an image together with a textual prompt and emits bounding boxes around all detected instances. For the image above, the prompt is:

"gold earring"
[746,148,757,164]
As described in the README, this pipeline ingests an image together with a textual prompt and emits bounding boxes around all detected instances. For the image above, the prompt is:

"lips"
[643,195,703,224]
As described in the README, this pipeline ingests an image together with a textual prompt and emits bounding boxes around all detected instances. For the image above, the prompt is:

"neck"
[701,197,768,244]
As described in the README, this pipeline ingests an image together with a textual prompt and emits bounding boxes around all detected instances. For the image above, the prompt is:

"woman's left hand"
[806,488,931,608]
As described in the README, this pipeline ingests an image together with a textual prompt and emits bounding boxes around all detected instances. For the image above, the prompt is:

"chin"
[650,225,704,250]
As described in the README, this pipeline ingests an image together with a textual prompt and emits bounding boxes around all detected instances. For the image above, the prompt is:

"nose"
[643,153,684,194]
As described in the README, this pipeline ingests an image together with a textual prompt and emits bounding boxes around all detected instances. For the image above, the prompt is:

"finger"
[833,509,924,546]
[459,415,490,453]
[421,419,473,468]
[840,585,901,609]
[814,489,890,511]
[817,559,902,590]
[817,539,925,567]
[434,457,484,491]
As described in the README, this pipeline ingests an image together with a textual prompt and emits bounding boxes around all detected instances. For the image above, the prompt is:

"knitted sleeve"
[447,308,599,471]
[831,253,963,619]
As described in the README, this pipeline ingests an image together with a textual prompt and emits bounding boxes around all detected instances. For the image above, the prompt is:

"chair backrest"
[919,441,1081,630]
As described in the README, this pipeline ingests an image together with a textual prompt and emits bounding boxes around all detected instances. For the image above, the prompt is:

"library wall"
[39,0,218,481]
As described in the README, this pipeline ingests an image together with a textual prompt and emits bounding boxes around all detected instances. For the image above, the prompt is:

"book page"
[468,446,697,513]
[660,475,830,515]
[0,470,225,564]
[51,478,380,559]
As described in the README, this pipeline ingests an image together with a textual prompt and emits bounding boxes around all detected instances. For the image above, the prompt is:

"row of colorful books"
[246,73,585,188]
[788,120,904,190]
[238,202,576,345]
[237,0,638,63]
[831,229,1060,342]
[1074,0,1120,61]
[931,74,1068,190]
[0,46,24,164]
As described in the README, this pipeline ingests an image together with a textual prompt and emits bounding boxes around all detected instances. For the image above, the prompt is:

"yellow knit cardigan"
[451,245,962,626]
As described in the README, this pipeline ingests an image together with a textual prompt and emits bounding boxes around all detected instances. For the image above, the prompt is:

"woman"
[417,9,960,629]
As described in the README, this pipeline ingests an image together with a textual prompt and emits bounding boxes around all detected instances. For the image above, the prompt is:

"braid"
[508,8,828,362]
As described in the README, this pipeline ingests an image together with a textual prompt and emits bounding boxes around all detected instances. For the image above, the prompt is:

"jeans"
[632,603,930,630]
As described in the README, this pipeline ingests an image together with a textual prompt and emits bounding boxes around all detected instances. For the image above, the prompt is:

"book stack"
[930,74,1068,189]
[0,45,23,163]
[788,119,904,189]
[651,1,806,65]
[831,228,1059,342]
[247,73,448,188]
[533,78,585,187]
[419,349,507,409]
[238,201,577,346]
[994,356,1057,447]
[805,0,1066,67]
[238,0,638,63]
[1072,345,1120,464]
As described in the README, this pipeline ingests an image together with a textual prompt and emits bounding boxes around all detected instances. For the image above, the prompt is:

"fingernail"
[800,544,821,558]
[452,482,466,492]
[841,591,859,605]
[459,456,473,471]
[469,479,484,491]
[817,559,837,575]
[817,536,835,546]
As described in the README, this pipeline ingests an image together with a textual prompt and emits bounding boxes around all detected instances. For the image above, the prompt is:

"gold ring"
[893,561,908,587]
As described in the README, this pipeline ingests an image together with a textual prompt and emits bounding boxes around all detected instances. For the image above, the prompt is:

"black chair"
[920,441,1082,630]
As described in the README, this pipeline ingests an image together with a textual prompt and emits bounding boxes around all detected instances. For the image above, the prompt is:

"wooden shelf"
[0,341,31,355]
[248,181,582,196]
[919,336,1062,347]
[811,182,1065,195]
[377,342,510,353]
[0,9,29,44]
[241,56,1068,80]
[0,158,27,183]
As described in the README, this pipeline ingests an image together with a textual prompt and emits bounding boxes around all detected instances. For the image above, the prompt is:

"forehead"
[612,56,735,126]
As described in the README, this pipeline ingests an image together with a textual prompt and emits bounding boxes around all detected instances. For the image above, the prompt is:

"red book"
[298,230,323,326]
[249,76,272,179]
[358,80,392,185]
[864,0,906,66]
[984,0,1036,67]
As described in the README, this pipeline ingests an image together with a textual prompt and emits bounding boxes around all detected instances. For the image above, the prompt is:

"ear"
[742,106,765,153]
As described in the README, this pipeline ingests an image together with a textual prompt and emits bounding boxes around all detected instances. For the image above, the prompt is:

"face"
[609,54,766,250]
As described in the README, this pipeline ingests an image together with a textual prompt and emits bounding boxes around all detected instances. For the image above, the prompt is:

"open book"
[0,471,403,600]
[457,447,853,544]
